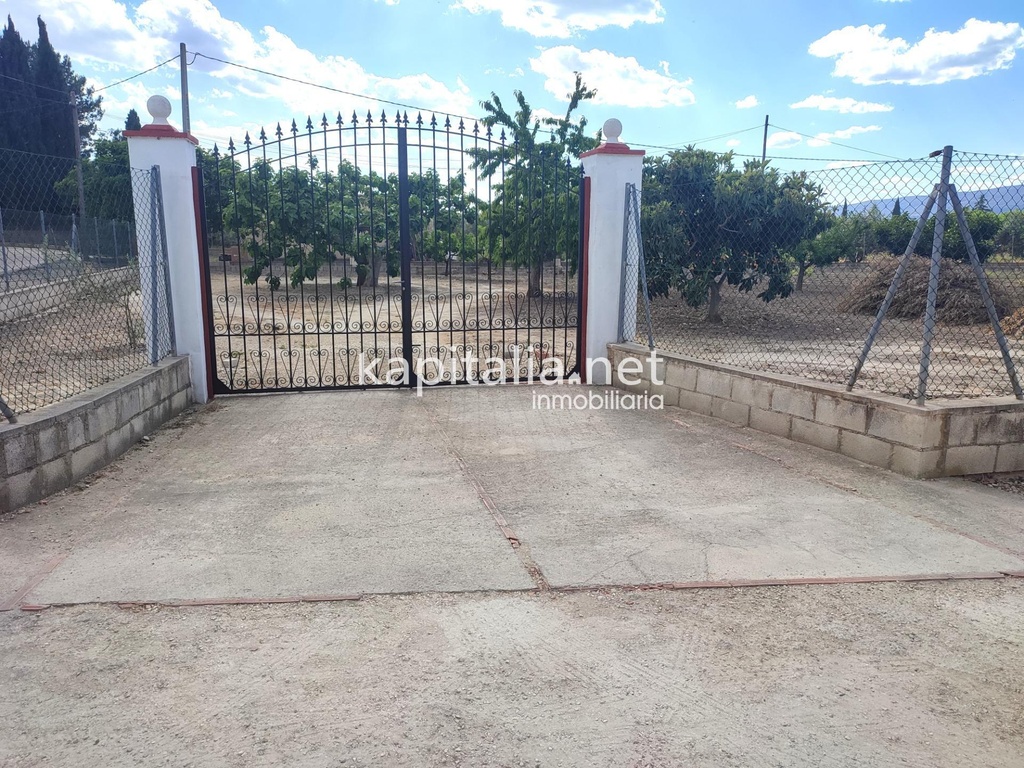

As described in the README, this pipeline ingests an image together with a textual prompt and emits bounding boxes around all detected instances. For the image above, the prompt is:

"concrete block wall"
[608,343,1024,479]
[0,357,192,511]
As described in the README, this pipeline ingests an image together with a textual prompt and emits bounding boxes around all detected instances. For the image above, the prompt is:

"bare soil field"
[0,266,148,414]
[207,260,580,389]
[644,261,1024,399]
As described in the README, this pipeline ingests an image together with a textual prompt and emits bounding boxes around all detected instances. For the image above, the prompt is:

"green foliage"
[641,148,832,321]
[55,135,131,220]
[998,211,1024,259]
[468,74,597,295]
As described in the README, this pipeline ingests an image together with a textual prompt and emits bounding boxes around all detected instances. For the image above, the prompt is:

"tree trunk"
[528,260,543,298]
[706,279,724,324]
[367,254,381,288]
[796,262,807,292]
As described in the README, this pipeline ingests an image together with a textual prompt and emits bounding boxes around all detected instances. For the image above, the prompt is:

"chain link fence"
[0,148,175,418]
[629,149,1024,400]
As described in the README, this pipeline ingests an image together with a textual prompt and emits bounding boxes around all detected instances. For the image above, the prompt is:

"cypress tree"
[0,16,39,153]
[31,17,72,158]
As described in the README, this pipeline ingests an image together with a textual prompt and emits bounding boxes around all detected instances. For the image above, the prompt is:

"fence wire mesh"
[633,149,1024,400]
[619,183,654,350]
[0,148,174,417]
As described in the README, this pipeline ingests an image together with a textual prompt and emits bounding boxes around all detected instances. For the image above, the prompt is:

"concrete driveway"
[3,385,1023,609]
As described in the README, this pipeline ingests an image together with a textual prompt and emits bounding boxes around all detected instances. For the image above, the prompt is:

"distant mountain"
[844,184,1024,218]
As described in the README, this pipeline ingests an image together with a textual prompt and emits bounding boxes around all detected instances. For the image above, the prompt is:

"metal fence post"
[71,212,79,258]
[112,220,119,267]
[846,187,938,391]
[94,216,101,261]
[39,209,51,282]
[397,124,415,387]
[915,146,953,404]
[617,182,632,343]
[148,167,161,364]
[152,166,177,354]
[0,207,9,291]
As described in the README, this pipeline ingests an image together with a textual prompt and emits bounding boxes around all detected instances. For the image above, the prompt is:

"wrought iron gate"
[199,111,583,392]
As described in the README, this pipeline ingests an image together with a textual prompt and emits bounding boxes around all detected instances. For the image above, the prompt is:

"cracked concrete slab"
[2,385,1023,607]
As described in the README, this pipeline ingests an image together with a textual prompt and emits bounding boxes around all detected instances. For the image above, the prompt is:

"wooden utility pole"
[761,114,769,164]
[70,93,86,218]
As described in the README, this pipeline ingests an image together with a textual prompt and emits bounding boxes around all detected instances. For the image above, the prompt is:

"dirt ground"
[207,261,579,388]
[644,261,1024,399]
[1,580,1022,767]
[0,267,149,414]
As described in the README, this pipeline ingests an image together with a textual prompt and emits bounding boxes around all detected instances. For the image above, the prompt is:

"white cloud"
[809,19,1024,85]
[530,46,695,108]
[453,0,664,38]
[807,125,882,147]
[734,95,759,109]
[789,94,893,114]
[766,131,802,149]
[726,139,741,147]
[9,0,476,128]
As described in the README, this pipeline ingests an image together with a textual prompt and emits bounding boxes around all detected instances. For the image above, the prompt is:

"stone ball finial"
[603,118,623,143]
[146,95,172,126]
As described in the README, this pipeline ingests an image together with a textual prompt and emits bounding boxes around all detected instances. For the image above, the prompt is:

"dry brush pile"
[839,256,1013,326]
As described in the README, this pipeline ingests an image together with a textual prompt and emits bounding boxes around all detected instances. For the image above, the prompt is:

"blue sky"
[4,0,1024,167]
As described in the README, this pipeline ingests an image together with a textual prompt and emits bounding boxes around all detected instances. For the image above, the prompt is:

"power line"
[767,122,904,160]
[0,71,70,97]
[0,100,69,118]
[191,51,480,122]
[92,56,180,93]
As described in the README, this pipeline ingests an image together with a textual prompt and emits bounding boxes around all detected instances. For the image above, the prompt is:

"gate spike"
[429,113,437,128]
[402,111,409,126]
[259,126,267,143]
[352,110,359,125]
[472,121,479,135]
[366,110,373,124]
[305,116,314,132]
[381,109,388,124]
[336,111,344,126]
[243,132,252,148]
[275,122,283,139]
[321,113,329,129]
[499,128,506,143]
[415,112,423,126]
[290,119,298,135]
[394,110,401,125]
[485,124,492,139]
[444,115,452,130]
[212,143,219,158]
[227,137,235,153]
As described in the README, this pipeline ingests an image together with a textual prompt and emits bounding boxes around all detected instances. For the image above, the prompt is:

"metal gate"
[199,110,584,392]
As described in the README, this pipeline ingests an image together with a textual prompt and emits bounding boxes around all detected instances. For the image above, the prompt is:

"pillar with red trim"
[580,119,645,385]
[125,96,210,403]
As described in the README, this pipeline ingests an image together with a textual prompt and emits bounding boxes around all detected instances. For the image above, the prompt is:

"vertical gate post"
[126,95,209,403]
[397,124,415,387]
[579,119,645,384]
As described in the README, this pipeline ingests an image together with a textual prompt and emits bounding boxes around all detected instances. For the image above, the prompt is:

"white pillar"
[126,96,209,403]
[580,119,645,384]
